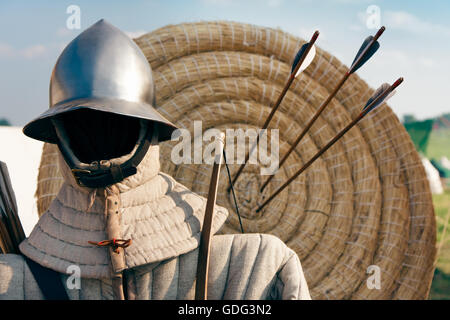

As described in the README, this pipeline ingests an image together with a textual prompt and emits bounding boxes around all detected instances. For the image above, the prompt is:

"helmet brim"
[23,97,178,144]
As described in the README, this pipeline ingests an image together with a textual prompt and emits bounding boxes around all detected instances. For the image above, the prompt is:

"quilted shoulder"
[208,234,311,300]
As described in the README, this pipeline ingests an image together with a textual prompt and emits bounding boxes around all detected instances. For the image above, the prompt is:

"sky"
[0,0,449,126]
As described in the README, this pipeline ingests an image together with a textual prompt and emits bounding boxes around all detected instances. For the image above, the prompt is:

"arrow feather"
[350,36,380,73]
[363,83,398,113]
[291,43,308,73]
[364,78,403,113]
[291,43,316,77]
[385,90,397,101]
[363,83,390,111]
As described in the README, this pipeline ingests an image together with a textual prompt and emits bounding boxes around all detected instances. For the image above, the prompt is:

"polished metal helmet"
[24,19,177,143]
[23,19,178,188]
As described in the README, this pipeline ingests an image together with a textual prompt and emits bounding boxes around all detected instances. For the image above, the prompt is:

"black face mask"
[57,109,142,164]
[52,109,156,189]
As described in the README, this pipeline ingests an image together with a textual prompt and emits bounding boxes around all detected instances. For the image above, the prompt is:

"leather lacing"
[88,238,132,254]
[87,186,132,254]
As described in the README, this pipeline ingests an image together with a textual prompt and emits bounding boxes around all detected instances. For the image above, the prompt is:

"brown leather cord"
[88,238,132,254]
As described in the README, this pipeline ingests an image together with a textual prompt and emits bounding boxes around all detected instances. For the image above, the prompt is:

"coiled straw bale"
[35,21,436,299]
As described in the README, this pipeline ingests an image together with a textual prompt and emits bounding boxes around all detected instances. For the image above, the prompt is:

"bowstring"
[222,149,245,233]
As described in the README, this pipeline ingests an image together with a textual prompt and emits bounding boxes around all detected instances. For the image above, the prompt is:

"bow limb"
[195,132,225,300]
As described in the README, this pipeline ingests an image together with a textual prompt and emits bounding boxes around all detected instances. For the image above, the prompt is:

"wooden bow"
[195,132,225,300]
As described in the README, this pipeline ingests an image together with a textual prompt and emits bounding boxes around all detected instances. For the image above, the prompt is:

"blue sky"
[0,0,449,125]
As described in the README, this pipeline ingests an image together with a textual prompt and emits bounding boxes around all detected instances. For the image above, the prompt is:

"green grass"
[426,129,450,160]
[421,127,450,299]
[429,189,450,300]
[430,268,450,300]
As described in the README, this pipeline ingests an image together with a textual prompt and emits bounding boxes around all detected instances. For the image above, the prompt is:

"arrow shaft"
[230,32,319,187]
[260,27,385,192]
[256,83,394,212]
[257,113,361,212]
[231,73,295,186]
[0,162,25,253]
[0,215,16,254]
[260,71,349,191]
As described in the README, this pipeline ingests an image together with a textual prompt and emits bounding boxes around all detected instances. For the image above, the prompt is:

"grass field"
[425,126,450,299]
[426,129,450,160]
[429,186,450,299]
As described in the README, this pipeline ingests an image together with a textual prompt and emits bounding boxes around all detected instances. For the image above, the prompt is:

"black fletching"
[291,42,309,74]
[351,36,380,73]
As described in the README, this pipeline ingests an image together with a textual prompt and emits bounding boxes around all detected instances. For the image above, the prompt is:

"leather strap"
[24,256,69,300]
[60,123,158,189]
[75,166,138,189]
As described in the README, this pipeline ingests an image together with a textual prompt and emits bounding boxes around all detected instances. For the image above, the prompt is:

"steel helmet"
[23,19,178,188]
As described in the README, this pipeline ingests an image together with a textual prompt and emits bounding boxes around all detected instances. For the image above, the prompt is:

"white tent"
[0,126,43,235]
[440,156,450,170]
[421,156,444,195]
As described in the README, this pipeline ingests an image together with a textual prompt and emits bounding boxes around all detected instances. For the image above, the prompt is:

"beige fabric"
[13,135,311,300]
[19,145,228,278]
[1,234,311,300]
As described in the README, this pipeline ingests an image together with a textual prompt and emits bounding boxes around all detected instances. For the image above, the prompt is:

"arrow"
[350,26,385,73]
[362,83,397,112]
[256,78,403,212]
[0,161,25,254]
[260,26,385,192]
[0,206,15,254]
[230,30,319,187]
[292,41,317,77]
